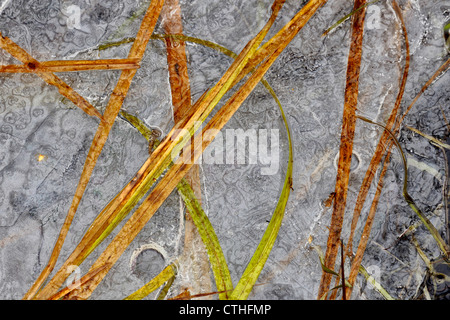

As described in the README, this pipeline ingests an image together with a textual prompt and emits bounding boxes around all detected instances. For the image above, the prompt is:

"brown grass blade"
[317,0,367,300]
[328,0,410,300]
[0,33,102,119]
[33,0,324,299]
[338,3,450,299]
[345,144,392,298]
[0,59,140,73]
[161,0,212,296]
[398,57,450,126]
[25,0,166,300]
[345,0,410,257]
[162,0,192,120]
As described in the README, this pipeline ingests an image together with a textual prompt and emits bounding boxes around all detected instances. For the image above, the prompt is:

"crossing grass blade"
[33,0,288,299]
[330,0,410,299]
[0,33,103,119]
[27,0,166,300]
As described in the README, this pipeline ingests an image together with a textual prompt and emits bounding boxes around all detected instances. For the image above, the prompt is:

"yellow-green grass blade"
[43,1,289,298]
[177,178,233,300]
[228,75,293,301]
[84,0,285,250]
[156,273,176,300]
[85,110,161,258]
[124,263,177,300]
[79,34,280,263]
[91,36,290,300]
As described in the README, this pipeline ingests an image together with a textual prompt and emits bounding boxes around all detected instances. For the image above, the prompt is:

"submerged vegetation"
[0,0,449,300]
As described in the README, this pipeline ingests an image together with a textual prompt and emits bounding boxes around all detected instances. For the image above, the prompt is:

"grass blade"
[177,179,233,300]
[228,79,293,300]
[406,126,450,150]
[124,264,177,300]
[0,59,140,72]
[330,0,410,299]
[162,0,213,296]
[32,0,286,300]
[318,0,367,300]
[357,115,449,258]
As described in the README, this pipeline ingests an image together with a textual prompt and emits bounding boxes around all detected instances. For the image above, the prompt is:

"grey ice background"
[0,0,449,299]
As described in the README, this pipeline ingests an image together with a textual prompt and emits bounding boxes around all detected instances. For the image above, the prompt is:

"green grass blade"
[229,80,293,301]
[177,178,233,300]
[124,263,177,300]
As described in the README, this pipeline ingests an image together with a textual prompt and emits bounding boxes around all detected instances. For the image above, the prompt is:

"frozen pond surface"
[0,0,449,300]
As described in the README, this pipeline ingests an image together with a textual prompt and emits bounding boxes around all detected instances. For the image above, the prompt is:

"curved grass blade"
[124,263,177,300]
[357,115,449,259]
[177,179,233,300]
[228,74,293,300]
